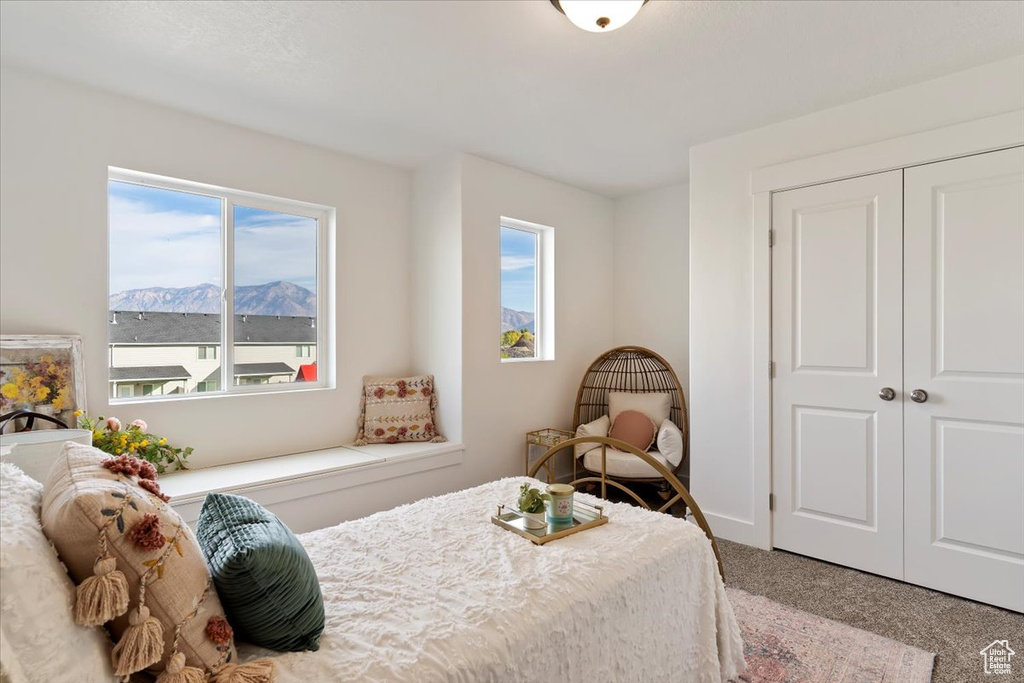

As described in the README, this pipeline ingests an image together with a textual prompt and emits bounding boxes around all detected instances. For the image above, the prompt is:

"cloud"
[235,224,317,290]
[234,208,317,290]
[501,255,535,271]
[109,195,318,294]
[109,195,222,292]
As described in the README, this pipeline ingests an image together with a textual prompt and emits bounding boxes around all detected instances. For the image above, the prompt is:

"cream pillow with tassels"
[41,442,275,683]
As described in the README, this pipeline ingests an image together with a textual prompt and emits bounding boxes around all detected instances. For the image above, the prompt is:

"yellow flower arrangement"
[76,412,192,473]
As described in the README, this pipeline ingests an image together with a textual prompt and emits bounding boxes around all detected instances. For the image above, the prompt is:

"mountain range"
[501,307,534,333]
[109,281,317,317]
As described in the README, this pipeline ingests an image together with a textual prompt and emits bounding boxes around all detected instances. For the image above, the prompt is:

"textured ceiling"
[1,0,1022,197]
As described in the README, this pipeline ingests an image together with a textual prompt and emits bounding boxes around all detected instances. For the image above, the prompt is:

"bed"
[1,438,743,683]
[234,478,744,683]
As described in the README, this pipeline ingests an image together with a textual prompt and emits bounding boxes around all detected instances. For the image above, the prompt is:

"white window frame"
[499,217,555,363]
[197,345,217,360]
[108,167,335,403]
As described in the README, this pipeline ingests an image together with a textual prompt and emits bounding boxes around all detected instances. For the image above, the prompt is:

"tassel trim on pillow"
[209,660,276,683]
[111,521,188,676]
[155,578,214,683]
[74,553,129,626]
[353,390,368,445]
[428,383,446,442]
[154,652,205,683]
[111,603,165,676]
[75,494,135,627]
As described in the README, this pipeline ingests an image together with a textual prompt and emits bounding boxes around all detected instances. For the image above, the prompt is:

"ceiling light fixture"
[549,0,648,33]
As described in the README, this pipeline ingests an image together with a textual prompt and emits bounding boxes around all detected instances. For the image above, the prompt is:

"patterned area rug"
[728,588,935,682]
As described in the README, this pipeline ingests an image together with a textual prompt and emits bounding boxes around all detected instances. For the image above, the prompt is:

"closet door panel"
[772,170,904,579]
[904,146,1024,612]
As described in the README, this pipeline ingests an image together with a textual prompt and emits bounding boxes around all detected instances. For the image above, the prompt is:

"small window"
[108,168,333,402]
[500,219,554,362]
[117,385,132,398]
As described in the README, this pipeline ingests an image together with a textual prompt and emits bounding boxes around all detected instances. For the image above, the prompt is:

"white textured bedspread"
[237,478,745,683]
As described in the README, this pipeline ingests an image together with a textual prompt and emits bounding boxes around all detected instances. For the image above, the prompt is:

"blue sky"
[500,226,536,314]
[108,181,317,293]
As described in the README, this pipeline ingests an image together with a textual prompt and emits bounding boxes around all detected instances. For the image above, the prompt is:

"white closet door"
[772,170,905,579]
[904,146,1024,612]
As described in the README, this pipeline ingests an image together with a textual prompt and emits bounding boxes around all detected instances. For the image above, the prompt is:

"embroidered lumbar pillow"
[354,374,446,445]
[197,493,325,652]
[40,442,274,682]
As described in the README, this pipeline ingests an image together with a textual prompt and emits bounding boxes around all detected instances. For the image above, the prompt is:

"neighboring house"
[109,311,317,397]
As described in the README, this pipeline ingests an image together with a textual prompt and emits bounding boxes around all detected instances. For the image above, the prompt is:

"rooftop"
[109,311,316,345]
[234,362,296,377]
[109,365,191,382]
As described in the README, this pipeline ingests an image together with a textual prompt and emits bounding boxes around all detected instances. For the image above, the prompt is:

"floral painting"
[0,335,85,429]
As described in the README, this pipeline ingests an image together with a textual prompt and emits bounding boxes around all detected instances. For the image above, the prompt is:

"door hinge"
[769,360,775,378]
[769,493,774,511]
[768,230,775,247]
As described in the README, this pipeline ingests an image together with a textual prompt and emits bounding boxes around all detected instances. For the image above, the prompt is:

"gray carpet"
[717,538,1024,683]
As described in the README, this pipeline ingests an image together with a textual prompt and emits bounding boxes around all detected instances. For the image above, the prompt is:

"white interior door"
[904,146,1024,612]
[772,170,905,579]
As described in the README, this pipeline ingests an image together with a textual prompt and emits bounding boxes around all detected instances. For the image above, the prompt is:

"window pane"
[108,181,223,395]
[233,206,318,386]
[500,226,538,360]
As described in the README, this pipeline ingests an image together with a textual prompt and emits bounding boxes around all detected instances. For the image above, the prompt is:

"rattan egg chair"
[574,345,688,481]
[526,346,724,577]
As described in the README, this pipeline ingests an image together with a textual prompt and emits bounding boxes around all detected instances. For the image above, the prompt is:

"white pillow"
[657,419,684,468]
[608,391,671,428]
[0,462,115,683]
[574,414,610,458]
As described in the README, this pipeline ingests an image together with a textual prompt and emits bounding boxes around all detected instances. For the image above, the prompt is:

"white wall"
[612,183,689,393]
[0,67,413,468]
[688,55,1024,545]
[0,69,620,506]
[458,154,615,488]
[411,156,463,442]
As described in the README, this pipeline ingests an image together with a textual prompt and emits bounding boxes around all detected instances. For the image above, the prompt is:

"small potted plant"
[518,482,547,530]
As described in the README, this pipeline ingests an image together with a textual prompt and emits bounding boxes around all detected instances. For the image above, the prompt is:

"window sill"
[160,441,464,526]
[109,383,333,406]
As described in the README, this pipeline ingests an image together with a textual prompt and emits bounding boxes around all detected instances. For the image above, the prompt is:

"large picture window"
[500,218,554,362]
[108,168,332,400]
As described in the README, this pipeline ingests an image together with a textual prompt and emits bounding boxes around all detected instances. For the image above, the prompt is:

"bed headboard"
[0,430,92,483]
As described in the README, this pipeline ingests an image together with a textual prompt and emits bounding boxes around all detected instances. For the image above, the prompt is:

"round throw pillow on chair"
[608,410,657,452]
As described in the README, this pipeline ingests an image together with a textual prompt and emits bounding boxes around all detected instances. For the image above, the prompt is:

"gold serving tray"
[491,500,608,545]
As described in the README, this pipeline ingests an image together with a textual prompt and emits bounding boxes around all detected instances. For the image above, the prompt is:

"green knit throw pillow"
[196,493,324,652]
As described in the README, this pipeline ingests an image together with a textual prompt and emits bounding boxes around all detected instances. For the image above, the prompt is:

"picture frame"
[0,335,86,430]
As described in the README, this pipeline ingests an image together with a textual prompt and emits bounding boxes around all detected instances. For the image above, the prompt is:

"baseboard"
[702,511,757,546]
